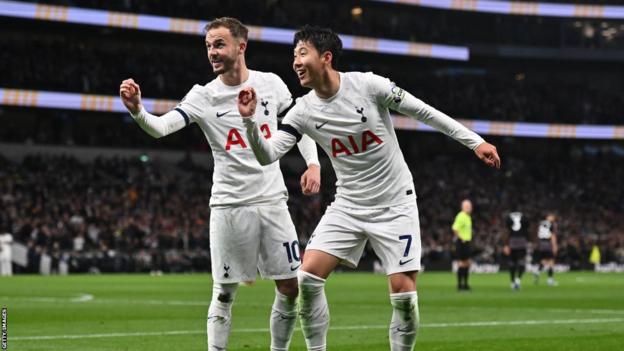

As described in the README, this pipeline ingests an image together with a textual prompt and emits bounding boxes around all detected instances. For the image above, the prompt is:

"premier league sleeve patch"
[390,84,405,106]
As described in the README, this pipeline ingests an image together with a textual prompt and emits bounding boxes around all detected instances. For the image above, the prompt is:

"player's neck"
[314,70,340,99]
[219,61,249,86]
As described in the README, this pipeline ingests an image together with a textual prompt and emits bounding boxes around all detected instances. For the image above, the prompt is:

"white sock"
[298,270,329,351]
[389,291,419,351]
[270,288,298,351]
[207,283,238,351]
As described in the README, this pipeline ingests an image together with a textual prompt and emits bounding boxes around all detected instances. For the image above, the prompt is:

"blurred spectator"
[0,146,621,273]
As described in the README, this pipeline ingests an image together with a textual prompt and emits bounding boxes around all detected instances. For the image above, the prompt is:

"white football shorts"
[306,201,421,274]
[209,203,300,283]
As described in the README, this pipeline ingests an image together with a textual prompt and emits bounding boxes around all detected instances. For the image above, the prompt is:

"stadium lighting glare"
[369,0,624,20]
[1,88,622,140]
[0,0,469,61]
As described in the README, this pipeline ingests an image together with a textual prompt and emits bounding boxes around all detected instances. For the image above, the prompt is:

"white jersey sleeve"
[281,98,308,135]
[269,74,319,166]
[131,85,203,138]
[176,84,206,121]
[242,112,299,166]
[365,73,485,150]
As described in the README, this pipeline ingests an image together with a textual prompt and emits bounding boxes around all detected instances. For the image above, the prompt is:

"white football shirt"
[279,71,485,208]
[176,70,296,207]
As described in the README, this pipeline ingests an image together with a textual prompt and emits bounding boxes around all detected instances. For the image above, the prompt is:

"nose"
[208,47,217,58]
[293,56,302,70]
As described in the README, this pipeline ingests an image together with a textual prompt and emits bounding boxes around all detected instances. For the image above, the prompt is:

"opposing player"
[119,18,321,351]
[452,199,474,291]
[534,213,558,286]
[237,25,500,351]
[503,210,529,290]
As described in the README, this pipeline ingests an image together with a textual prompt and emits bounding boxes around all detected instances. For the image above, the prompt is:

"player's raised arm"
[367,74,501,169]
[399,91,500,168]
[119,78,191,139]
[238,87,299,165]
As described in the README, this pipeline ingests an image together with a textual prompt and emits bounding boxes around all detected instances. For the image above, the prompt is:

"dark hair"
[204,17,248,41]
[293,25,342,69]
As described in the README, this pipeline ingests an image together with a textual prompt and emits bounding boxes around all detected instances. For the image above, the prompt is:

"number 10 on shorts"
[282,240,301,263]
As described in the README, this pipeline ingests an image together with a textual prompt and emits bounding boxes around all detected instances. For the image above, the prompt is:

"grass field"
[1,272,623,350]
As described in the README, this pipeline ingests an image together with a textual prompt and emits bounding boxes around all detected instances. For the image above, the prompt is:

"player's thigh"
[209,206,261,283]
[305,205,367,272]
[256,205,302,280]
[366,201,421,275]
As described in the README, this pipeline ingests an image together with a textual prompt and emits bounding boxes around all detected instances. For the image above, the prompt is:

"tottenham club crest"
[260,99,269,116]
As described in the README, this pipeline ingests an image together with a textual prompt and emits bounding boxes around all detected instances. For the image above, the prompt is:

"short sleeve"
[175,84,205,123]
[364,72,406,110]
[452,214,463,231]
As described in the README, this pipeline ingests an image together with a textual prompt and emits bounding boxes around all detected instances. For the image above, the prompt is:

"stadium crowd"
[1,145,622,274]
[2,0,623,274]
[19,0,624,49]
[3,30,623,125]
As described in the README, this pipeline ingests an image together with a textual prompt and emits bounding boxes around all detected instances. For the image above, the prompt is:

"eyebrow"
[206,38,225,45]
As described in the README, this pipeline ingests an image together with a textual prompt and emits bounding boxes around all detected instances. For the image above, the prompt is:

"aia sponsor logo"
[331,130,382,157]
[225,124,271,151]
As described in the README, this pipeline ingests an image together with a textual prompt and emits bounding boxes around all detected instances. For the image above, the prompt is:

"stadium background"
[1,1,624,351]
[1,0,623,275]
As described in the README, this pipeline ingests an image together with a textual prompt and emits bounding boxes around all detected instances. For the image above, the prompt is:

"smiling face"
[293,40,330,89]
[205,26,245,75]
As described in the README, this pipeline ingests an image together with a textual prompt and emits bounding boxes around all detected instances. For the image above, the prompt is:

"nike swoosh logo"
[216,110,231,118]
[315,121,328,129]
[290,264,301,271]
[399,258,414,266]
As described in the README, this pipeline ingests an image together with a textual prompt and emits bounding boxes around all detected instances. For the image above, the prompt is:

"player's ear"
[238,40,247,55]
[321,51,333,67]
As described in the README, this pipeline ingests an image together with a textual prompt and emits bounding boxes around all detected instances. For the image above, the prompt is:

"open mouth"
[295,68,307,80]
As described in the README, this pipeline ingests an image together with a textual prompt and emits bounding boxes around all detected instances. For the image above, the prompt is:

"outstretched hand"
[474,142,501,169]
[237,87,257,118]
[119,78,143,115]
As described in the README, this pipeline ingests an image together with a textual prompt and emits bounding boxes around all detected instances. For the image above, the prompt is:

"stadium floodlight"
[370,0,624,20]
[0,0,469,61]
[1,87,622,140]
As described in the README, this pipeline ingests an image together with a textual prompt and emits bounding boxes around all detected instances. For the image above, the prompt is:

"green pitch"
[1,272,623,350]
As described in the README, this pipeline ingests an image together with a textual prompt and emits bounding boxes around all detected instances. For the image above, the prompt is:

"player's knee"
[276,278,299,298]
[212,283,238,305]
[297,270,326,297]
[389,271,418,293]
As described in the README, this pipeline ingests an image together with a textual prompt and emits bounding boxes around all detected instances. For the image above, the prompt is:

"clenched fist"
[119,78,143,115]
[237,87,257,118]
